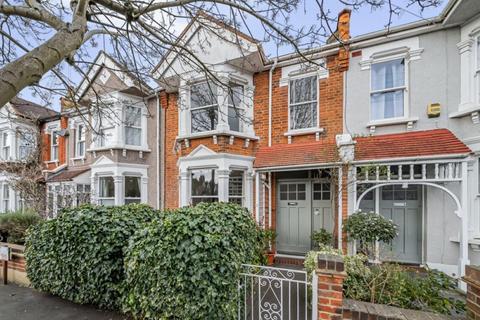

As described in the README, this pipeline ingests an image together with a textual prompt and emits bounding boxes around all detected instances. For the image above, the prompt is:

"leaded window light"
[125,106,142,146]
[228,170,244,205]
[227,84,244,132]
[98,176,115,206]
[191,82,218,133]
[18,131,34,160]
[75,124,86,157]
[124,176,141,204]
[191,169,218,205]
[51,131,59,160]
[371,58,406,120]
[0,131,9,160]
[289,76,318,130]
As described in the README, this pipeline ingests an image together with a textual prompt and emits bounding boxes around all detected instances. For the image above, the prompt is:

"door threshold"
[275,253,305,260]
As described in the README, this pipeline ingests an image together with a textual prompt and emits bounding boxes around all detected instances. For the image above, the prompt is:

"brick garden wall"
[464,265,480,319]
[0,243,29,286]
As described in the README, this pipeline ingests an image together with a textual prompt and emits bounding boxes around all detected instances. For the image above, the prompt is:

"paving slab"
[0,284,129,320]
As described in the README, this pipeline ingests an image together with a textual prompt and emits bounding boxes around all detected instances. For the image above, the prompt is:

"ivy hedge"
[25,204,159,309]
[122,202,263,320]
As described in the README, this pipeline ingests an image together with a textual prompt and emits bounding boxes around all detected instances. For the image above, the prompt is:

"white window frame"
[75,124,86,158]
[475,35,480,105]
[17,130,34,161]
[189,81,220,134]
[124,105,143,147]
[287,73,320,132]
[228,169,245,206]
[189,167,219,205]
[2,183,10,212]
[123,175,141,204]
[0,131,10,160]
[50,130,59,161]
[98,176,115,206]
[369,56,409,122]
[76,184,91,206]
[226,83,245,133]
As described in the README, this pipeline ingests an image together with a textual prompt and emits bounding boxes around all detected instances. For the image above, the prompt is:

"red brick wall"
[465,265,480,319]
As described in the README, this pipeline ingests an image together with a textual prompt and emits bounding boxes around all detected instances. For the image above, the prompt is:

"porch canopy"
[352,129,472,283]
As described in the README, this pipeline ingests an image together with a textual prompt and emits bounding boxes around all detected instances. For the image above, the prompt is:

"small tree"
[343,211,397,259]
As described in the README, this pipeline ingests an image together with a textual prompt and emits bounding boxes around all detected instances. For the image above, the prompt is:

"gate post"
[316,254,346,320]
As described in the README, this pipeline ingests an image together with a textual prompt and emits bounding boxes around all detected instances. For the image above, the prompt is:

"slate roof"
[9,97,59,121]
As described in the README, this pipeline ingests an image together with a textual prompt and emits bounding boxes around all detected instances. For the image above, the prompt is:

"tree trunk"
[0,23,86,107]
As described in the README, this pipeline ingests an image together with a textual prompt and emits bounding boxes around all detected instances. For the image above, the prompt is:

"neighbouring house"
[343,0,480,281]
[42,51,159,216]
[0,97,58,213]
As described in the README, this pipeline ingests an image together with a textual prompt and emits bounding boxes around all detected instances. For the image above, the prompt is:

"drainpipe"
[268,59,278,147]
[156,93,160,210]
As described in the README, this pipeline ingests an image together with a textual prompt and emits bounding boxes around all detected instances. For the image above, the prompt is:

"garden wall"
[0,243,29,286]
[464,265,480,319]
[316,254,453,320]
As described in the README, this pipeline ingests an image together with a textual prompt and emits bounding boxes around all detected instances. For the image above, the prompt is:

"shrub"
[0,210,42,244]
[343,211,397,257]
[25,204,159,309]
[304,248,465,315]
[122,202,263,320]
[311,228,333,248]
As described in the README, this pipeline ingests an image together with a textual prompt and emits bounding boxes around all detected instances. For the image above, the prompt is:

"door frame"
[276,178,334,256]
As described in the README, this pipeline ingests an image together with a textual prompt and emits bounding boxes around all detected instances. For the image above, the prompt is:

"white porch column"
[460,161,470,288]
[141,177,148,204]
[113,176,123,206]
[255,171,261,224]
[217,169,230,202]
[245,171,254,212]
[179,171,190,207]
[337,166,343,250]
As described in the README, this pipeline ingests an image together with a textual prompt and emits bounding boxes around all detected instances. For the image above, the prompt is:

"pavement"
[0,284,129,320]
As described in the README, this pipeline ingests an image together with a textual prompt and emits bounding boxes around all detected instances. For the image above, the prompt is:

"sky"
[18,0,447,110]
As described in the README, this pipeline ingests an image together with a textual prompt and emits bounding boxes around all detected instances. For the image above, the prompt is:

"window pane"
[125,106,142,127]
[477,37,480,69]
[191,107,218,133]
[290,76,317,104]
[228,170,243,197]
[125,198,141,204]
[99,199,115,206]
[125,176,141,198]
[191,169,218,196]
[99,177,114,198]
[371,90,404,120]
[228,106,241,132]
[290,102,317,129]
[125,127,141,146]
[100,127,114,147]
[228,84,243,107]
[371,59,405,91]
[191,82,217,109]
[191,197,217,205]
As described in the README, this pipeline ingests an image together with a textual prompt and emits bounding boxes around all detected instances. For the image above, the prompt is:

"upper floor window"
[191,168,218,205]
[125,106,142,146]
[371,58,406,121]
[476,36,480,103]
[99,124,114,147]
[124,176,141,204]
[51,131,59,161]
[75,124,86,157]
[289,75,318,130]
[191,82,218,133]
[98,176,115,206]
[0,131,10,160]
[228,170,244,205]
[228,84,244,132]
[18,131,34,160]
[2,183,10,211]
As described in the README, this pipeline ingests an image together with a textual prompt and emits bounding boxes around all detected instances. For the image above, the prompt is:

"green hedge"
[122,202,263,320]
[25,204,159,309]
[0,210,42,244]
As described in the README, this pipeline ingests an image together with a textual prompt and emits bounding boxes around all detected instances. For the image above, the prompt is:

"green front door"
[380,185,422,264]
[277,182,311,254]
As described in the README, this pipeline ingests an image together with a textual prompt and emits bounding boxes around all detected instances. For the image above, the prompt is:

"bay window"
[2,183,9,211]
[75,124,86,157]
[99,126,114,147]
[228,170,244,205]
[125,106,142,146]
[18,131,34,160]
[289,75,318,130]
[191,168,218,205]
[51,131,59,161]
[124,176,141,204]
[98,176,115,206]
[370,58,406,120]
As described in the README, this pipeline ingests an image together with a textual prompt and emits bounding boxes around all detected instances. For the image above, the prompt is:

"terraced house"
[11,0,479,284]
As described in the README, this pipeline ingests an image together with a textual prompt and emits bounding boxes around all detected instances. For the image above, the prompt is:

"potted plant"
[261,228,277,265]
[311,228,333,249]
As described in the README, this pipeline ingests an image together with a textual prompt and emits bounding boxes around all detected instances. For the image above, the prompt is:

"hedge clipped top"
[122,202,263,320]
[25,204,159,309]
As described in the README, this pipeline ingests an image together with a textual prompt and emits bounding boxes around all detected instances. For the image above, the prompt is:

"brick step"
[274,256,305,266]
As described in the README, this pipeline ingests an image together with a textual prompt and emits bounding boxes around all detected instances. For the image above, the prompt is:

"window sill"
[449,104,480,118]
[177,130,259,141]
[87,145,151,153]
[284,128,325,137]
[366,117,419,128]
[71,156,86,161]
[45,160,59,164]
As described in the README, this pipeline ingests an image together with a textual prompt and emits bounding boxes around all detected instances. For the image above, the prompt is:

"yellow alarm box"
[427,103,441,118]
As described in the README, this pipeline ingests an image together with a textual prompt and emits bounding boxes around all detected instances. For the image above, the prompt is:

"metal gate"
[238,264,317,320]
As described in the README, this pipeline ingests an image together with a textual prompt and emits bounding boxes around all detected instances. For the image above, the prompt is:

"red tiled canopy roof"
[354,129,471,161]
[47,168,90,183]
[254,141,338,169]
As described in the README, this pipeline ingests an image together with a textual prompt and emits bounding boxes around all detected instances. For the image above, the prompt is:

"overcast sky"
[19,0,446,110]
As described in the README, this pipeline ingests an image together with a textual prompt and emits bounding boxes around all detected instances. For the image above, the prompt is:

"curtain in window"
[125,106,142,146]
[124,176,141,204]
[289,76,318,130]
[371,59,404,91]
[371,59,405,120]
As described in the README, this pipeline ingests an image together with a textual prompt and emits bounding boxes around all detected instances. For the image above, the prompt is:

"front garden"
[0,204,467,318]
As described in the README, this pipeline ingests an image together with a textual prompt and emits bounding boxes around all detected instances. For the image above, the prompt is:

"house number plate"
[393,202,406,207]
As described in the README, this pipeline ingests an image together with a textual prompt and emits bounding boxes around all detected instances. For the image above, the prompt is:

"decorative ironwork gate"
[238,264,317,320]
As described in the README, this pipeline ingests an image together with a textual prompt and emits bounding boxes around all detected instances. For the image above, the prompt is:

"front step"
[274,256,305,267]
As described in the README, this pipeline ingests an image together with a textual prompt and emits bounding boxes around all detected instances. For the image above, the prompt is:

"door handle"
[288,202,297,206]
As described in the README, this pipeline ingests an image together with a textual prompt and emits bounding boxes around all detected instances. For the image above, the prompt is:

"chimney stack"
[337,9,351,71]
